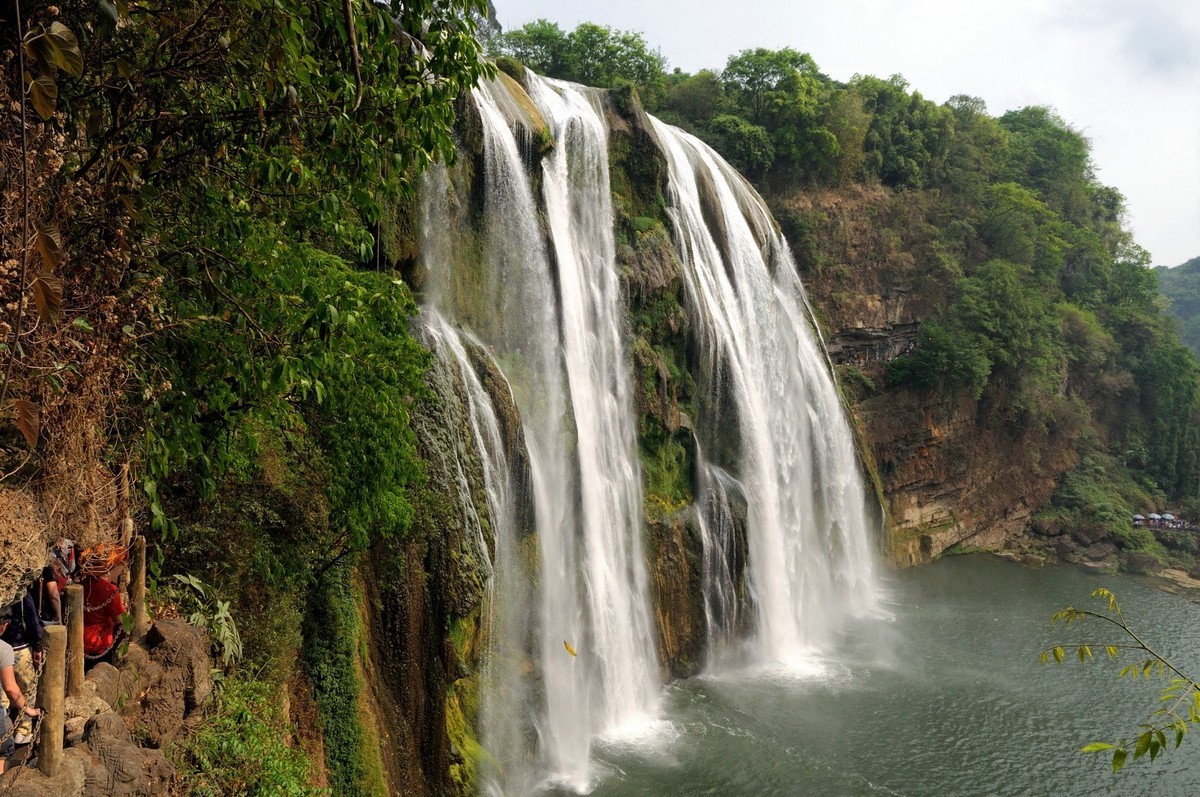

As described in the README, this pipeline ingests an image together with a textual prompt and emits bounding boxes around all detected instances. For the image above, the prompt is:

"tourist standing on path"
[0,595,43,746]
[0,604,41,771]
[79,545,127,668]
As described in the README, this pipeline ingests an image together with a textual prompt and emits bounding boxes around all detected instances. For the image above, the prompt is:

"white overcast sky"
[496,0,1200,267]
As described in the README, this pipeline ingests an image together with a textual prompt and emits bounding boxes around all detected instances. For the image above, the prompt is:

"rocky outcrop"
[357,328,502,797]
[779,186,1079,566]
[646,511,705,678]
[0,619,211,797]
[119,619,214,749]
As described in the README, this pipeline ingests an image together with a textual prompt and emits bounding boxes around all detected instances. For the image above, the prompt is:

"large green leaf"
[46,22,84,78]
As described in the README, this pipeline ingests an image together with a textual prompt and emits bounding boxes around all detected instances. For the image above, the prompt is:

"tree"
[490,18,574,78]
[491,20,666,94]
[705,114,775,176]
[1045,588,1200,772]
[722,47,818,125]
[817,88,870,185]
[854,74,953,188]
[568,22,666,88]
[999,106,1093,220]
[666,69,726,122]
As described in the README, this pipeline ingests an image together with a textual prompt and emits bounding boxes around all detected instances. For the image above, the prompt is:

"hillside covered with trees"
[1156,256,1200,356]
[495,20,1200,561]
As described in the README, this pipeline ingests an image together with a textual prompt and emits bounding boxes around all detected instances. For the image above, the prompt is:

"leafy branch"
[1042,587,1200,772]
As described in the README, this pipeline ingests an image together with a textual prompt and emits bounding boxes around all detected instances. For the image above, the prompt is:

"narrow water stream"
[560,556,1200,796]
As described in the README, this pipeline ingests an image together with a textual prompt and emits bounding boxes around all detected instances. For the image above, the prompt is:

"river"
[551,555,1200,796]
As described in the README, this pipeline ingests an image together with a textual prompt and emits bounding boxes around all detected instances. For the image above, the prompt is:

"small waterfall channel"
[416,72,881,795]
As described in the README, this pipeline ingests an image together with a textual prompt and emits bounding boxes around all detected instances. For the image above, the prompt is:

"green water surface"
[569,555,1200,796]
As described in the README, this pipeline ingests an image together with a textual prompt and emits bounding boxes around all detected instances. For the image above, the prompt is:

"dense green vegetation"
[172,674,321,796]
[5,0,489,792]
[496,21,1200,524]
[1156,257,1200,356]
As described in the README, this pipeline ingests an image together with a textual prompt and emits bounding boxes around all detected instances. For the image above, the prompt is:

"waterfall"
[696,459,745,661]
[418,68,881,795]
[649,118,880,667]
[424,76,659,794]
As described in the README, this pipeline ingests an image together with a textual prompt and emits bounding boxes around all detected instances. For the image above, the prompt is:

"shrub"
[174,675,321,797]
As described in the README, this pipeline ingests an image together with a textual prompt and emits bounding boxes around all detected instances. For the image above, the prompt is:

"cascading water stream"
[424,77,660,794]
[648,117,880,667]
[525,73,659,735]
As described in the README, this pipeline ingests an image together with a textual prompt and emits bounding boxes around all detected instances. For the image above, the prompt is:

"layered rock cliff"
[775,186,1080,566]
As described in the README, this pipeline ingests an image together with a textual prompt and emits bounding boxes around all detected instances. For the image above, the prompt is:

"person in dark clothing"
[34,539,76,624]
[0,595,43,745]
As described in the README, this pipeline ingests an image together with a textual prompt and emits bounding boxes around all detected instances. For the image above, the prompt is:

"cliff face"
[776,186,1078,566]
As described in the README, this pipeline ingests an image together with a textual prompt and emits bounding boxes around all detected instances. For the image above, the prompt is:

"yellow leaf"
[563,640,577,657]
[28,74,58,120]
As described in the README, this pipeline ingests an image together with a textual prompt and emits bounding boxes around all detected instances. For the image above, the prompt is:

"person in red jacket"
[78,544,127,666]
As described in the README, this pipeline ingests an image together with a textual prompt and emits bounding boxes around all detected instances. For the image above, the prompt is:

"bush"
[174,675,321,797]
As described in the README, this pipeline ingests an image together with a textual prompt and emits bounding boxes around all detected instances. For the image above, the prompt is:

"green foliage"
[1156,257,1200,356]
[721,47,818,126]
[665,69,726,123]
[1044,588,1200,773]
[39,0,490,548]
[491,19,666,96]
[705,114,775,176]
[168,574,244,668]
[639,416,692,517]
[304,565,371,797]
[854,74,953,188]
[1049,453,1151,543]
[174,673,322,797]
[886,321,991,397]
[999,106,1093,219]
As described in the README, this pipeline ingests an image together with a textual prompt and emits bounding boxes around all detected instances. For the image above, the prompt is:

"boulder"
[1122,551,1162,575]
[1053,535,1078,556]
[1083,542,1118,561]
[86,662,128,708]
[1030,516,1063,537]
[0,748,87,796]
[117,619,212,749]
[1071,524,1108,547]
[80,713,175,797]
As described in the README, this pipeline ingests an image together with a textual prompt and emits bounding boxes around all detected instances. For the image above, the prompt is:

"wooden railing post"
[37,625,65,777]
[64,584,84,698]
[131,536,149,637]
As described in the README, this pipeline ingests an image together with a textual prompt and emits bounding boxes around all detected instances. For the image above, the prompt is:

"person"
[34,538,76,625]
[0,604,42,772]
[79,545,127,667]
[0,595,43,746]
